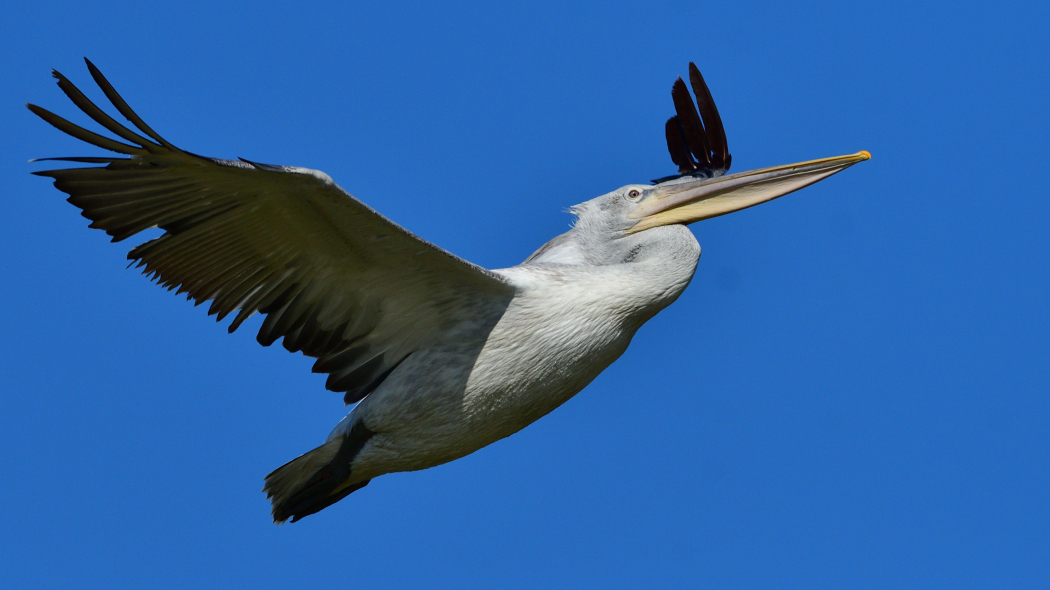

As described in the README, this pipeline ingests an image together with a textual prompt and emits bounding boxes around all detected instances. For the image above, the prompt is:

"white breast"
[463,259,696,437]
[352,242,698,475]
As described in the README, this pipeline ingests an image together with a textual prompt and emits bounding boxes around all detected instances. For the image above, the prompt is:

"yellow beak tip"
[858,150,872,160]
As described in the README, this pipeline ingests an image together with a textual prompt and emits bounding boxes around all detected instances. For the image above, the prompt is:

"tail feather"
[263,421,374,523]
[263,438,341,519]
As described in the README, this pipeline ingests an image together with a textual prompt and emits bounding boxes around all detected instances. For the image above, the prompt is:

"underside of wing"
[30,59,515,405]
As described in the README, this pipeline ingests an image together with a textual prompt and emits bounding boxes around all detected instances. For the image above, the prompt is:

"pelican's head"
[525,151,870,267]
[545,150,869,267]
[524,62,870,267]
[625,150,871,234]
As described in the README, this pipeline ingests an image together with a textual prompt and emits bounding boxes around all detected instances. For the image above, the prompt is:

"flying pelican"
[29,60,868,522]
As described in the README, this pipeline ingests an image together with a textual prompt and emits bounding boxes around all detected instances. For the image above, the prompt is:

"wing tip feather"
[657,62,733,182]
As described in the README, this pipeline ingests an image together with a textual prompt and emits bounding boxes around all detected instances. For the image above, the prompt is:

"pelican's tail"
[263,421,374,523]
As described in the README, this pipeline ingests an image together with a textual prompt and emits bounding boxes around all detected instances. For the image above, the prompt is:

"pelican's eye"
[626,189,642,201]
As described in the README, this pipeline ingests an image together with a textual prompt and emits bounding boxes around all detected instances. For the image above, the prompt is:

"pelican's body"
[350,224,699,479]
[30,60,868,522]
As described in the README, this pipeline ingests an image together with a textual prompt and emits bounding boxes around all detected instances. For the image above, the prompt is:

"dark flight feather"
[663,117,695,174]
[671,77,711,168]
[657,63,732,183]
[27,104,143,155]
[688,63,729,170]
[83,58,177,150]
[51,69,161,151]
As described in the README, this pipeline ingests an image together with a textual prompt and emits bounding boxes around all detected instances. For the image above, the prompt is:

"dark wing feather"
[688,63,729,170]
[658,63,732,182]
[663,117,695,174]
[31,60,515,404]
[670,78,711,169]
[51,68,160,150]
[84,58,177,149]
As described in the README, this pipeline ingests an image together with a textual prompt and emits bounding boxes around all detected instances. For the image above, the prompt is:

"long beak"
[627,151,870,234]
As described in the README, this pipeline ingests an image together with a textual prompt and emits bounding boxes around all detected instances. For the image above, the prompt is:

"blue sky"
[2,0,1048,587]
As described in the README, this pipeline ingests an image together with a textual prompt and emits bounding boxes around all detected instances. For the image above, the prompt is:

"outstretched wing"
[657,62,733,183]
[30,59,515,405]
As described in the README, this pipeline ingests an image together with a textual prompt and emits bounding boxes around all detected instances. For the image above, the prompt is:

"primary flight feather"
[30,59,868,522]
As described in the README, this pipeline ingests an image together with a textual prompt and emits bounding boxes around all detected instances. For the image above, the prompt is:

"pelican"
[29,60,868,522]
